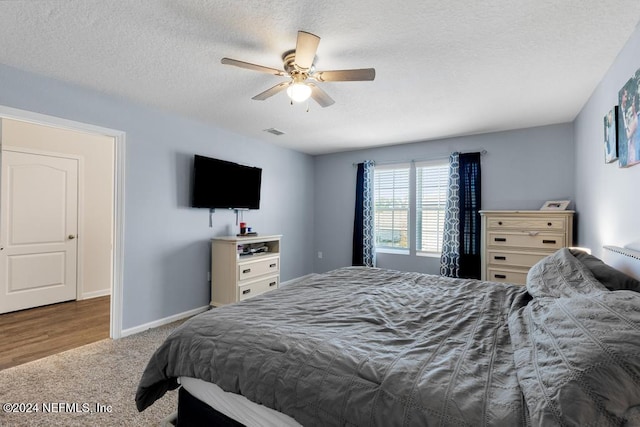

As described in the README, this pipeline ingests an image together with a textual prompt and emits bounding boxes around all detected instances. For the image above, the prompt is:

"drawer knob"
[269,282,277,287]
[498,221,503,225]
[494,237,507,242]
[494,256,506,260]
[269,263,277,268]
[494,274,507,279]
[542,239,557,244]
[242,289,251,295]
[242,268,251,274]
[547,222,552,226]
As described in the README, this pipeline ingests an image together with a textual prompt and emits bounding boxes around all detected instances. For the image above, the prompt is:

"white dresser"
[210,234,281,306]
[480,210,574,285]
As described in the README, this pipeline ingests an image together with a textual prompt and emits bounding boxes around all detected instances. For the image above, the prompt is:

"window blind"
[374,165,410,249]
[416,160,448,254]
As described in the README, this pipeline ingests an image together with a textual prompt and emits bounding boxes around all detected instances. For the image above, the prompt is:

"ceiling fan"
[221,30,375,108]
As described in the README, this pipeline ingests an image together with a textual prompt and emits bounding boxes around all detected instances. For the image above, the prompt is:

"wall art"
[618,68,640,167]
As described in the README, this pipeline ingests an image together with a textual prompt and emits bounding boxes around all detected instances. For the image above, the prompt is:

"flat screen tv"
[192,155,262,209]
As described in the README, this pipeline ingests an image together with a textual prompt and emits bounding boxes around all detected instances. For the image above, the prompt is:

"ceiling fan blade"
[294,31,320,70]
[313,68,376,82]
[252,82,290,101]
[308,83,335,108]
[221,58,286,76]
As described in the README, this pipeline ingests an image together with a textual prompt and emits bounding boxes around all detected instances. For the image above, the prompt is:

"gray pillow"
[570,249,640,292]
[526,248,608,298]
[509,290,640,425]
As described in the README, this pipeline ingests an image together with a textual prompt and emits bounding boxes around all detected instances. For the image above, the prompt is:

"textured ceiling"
[0,1,639,155]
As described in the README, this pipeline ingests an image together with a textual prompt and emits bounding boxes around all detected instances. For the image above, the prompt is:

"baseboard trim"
[280,273,317,287]
[80,289,111,300]
[120,305,209,338]
[120,275,315,337]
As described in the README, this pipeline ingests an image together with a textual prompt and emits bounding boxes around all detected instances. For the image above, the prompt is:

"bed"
[136,248,640,426]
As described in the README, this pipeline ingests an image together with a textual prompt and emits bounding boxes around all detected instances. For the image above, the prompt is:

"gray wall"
[574,22,640,257]
[0,64,315,330]
[313,124,575,274]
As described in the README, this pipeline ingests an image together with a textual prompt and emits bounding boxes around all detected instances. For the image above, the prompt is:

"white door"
[0,149,78,314]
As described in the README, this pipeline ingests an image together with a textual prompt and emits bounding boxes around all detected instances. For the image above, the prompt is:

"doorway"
[0,106,125,339]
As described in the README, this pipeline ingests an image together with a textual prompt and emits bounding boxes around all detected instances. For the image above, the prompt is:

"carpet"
[0,320,183,426]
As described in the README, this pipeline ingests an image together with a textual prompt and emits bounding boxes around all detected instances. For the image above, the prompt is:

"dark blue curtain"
[458,153,482,279]
[352,163,366,265]
[352,161,375,266]
[441,152,481,279]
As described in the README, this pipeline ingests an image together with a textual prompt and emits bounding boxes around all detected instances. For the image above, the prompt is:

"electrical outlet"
[318,251,323,259]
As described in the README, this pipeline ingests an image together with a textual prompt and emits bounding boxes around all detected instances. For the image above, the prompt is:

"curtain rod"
[352,149,487,167]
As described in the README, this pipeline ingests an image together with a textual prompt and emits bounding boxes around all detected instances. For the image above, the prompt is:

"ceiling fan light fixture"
[286,82,312,103]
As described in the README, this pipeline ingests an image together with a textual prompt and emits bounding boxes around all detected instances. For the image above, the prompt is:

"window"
[373,160,449,255]
[416,160,449,254]
[373,165,409,250]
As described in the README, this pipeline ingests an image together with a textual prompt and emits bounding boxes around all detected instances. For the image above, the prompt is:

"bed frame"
[603,245,640,280]
[176,387,244,427]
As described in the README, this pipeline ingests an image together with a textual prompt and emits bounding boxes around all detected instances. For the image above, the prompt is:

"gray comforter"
[136,249,640,426]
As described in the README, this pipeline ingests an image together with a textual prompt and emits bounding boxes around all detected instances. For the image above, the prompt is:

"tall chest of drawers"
[210,234,281,306]
[480,210,574,285]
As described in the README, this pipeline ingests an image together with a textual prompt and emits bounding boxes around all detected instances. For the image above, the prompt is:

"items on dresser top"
[480,210,574,284]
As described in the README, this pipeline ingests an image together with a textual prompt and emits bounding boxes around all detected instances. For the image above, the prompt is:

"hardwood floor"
[0,296,110,370]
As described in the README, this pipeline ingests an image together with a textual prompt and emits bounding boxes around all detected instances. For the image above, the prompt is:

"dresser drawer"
[487,268,527,285]
[487,217,565,230]
[487,250,548,268]
[238,256,279,281]
[238,275,279,301]
[487,232,565,250]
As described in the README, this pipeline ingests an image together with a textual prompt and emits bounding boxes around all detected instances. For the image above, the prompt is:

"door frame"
[0,105,126,338]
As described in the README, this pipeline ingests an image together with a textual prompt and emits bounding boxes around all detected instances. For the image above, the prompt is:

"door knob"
[68,235,76,240]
